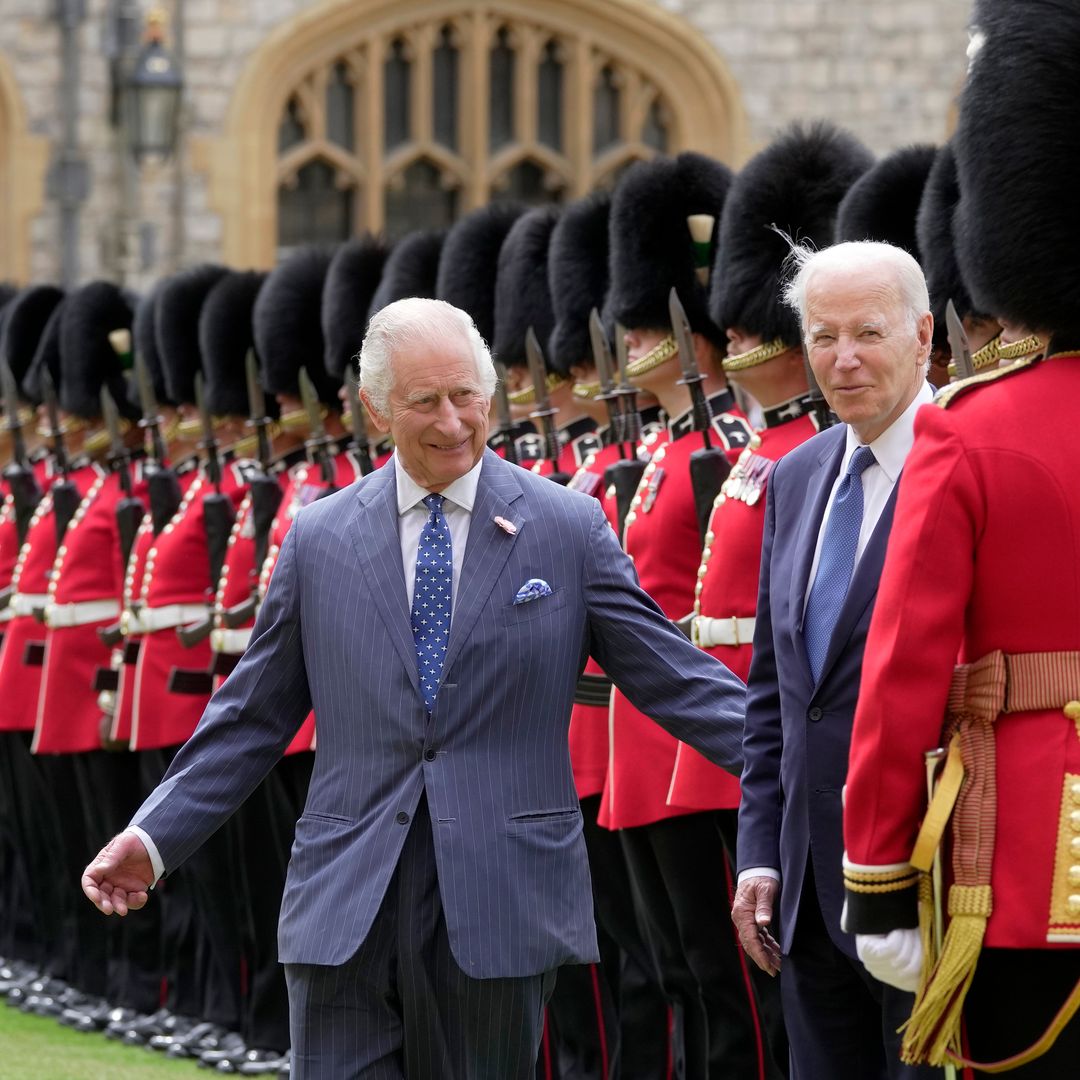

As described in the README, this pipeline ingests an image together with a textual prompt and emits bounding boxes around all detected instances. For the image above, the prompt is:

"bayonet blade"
[588,309,617,396]
[298,368,327,442]
[668,287,704,386]
[40,367,69,477]
[100,386,125,459]
[1,361,27,466]
[614,322,631,389]
[194,372,222,489]
[345,371,374,475]
[945,299,974,380]
[134,349,166,463]
[524,328,553,414]
[493,361,513,433]
[245,349,272,468]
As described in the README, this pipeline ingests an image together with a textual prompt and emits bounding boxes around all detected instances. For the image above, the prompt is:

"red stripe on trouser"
[666,1005,674,1080]
[722,851,768,1080]
[541,1008,553,1079]
[589,962,610,1078]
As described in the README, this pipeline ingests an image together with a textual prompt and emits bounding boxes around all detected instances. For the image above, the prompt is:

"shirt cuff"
[738,866,780,885]
[126,825,165,887]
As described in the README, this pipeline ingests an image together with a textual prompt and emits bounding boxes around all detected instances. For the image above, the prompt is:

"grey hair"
[781,239,930,340]
[359,297,498,416]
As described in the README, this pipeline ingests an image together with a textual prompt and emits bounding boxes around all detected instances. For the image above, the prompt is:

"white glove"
[855,928,923,993]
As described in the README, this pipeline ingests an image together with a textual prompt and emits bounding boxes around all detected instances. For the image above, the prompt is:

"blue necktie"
[411,494,453,713]
[803,445,876,683]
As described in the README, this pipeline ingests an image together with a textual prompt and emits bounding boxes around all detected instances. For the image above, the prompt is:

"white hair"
[359,297,497,416]
[781,240,931,340]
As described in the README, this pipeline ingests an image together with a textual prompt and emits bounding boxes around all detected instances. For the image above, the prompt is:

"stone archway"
[197,0,750,268]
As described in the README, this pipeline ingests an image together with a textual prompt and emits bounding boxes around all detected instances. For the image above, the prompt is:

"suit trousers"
[780,865,936,1080]
[285,794,556,1079]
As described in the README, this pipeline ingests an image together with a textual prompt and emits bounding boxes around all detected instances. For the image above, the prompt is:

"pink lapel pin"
[494,515,517,535]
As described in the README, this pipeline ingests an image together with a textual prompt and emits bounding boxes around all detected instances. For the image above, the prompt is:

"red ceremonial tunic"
[34,464,148,753]
[844,355,1080,949]
[600,395,753,830]
[130,460,252,750]
[254,450,368,754]
[0,463,100,733]
[668,410,818,810]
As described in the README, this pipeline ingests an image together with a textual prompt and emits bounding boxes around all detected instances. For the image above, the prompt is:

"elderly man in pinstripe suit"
[82,297,747,1080]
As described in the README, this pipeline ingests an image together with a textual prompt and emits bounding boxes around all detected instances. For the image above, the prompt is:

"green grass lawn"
[0,1003,206,1079]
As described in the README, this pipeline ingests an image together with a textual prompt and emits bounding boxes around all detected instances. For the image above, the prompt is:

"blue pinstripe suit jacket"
[132,449,746,978]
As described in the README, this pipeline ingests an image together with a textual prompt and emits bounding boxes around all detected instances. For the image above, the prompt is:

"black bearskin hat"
[321,235,390,380]
[155,264,229,405]
[22,299,66,405]
[130,281,173,414]
[368,230,445,320]
[606,152,732,347]
[437,203,525,346]
[834,144,937,255]
[59,281,138,421]
[200,270,268,417]
[954,0,1080,346]
[711,121,873,347]
[0,285,65,391]
[548,193,611,373]
[253,246,338,407]
[493,206,560,372]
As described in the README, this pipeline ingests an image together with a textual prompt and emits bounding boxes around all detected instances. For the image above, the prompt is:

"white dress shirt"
[132,453,486,886]
[740,380,935,889]
[394,452,483,612]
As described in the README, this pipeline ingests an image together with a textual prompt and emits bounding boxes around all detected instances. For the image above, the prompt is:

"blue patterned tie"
[803,445,876,683]
[411,494,453,712]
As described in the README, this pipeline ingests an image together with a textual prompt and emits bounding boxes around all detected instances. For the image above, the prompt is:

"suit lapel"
[346,466,419,693]
[442,450,525,674]
[789,429,846,684]
[814,479,900,687]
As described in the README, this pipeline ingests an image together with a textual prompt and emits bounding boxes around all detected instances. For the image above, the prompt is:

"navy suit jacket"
[736,424,900,960]
[133,450,745,978]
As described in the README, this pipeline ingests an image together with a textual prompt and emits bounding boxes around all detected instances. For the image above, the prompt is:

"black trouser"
[285,795,557,1079]
[621,811,782,1080]
[581,794,671,1080]
[140,745,200,1018]
[236,751,314,1052]
[780,864,935,1080]
[0,731,39,964]
[964,947,1080,1078]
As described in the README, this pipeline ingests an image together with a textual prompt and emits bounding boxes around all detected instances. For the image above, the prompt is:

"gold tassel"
[901,884,992,1066]
[915,872,936,998]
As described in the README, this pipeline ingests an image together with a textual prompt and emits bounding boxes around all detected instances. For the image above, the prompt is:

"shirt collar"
[842,379,935,483]
[394,452,484,515]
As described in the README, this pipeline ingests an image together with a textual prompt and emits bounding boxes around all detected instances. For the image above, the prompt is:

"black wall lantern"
[120,9,183,161]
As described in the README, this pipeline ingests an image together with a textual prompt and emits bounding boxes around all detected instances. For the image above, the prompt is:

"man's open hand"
[82,832,154,916]
[731,874,782,976]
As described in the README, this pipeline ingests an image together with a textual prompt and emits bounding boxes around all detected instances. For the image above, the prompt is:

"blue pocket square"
[513,578,553,605]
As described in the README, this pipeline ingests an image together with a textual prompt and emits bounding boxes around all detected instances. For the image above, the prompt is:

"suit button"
[424,748,437,762]
[396,811,410,825]
[808,707,823,723]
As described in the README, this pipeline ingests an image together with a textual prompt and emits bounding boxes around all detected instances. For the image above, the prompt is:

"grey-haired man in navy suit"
[82,297,747,1080]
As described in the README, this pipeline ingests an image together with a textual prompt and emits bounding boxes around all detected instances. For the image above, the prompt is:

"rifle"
[299,368,336,486]
[945,299,975,381]
[588,308,625,454]
[344,371,375,476]
[101,386,143,572]
[492,362,519,465]
[135,349,182,532]
[246,350,284,576]
[605,321,647,534]
[176,373,235,648]
[40,368,81,546]
[669,287,733,544]
[525,327,571,486]
[1,361,41,545]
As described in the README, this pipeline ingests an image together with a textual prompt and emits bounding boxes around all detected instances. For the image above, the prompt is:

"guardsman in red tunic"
[0,284,65,995]
[596,151,770,1080]
[843,12,1080,1075]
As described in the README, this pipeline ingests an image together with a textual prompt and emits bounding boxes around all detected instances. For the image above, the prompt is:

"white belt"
[9,593,47,618]
[211,627,252,654]
[692,615,756,649]
[0,608,12,624]
[44,599,120,628]
[138,603,211,633]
